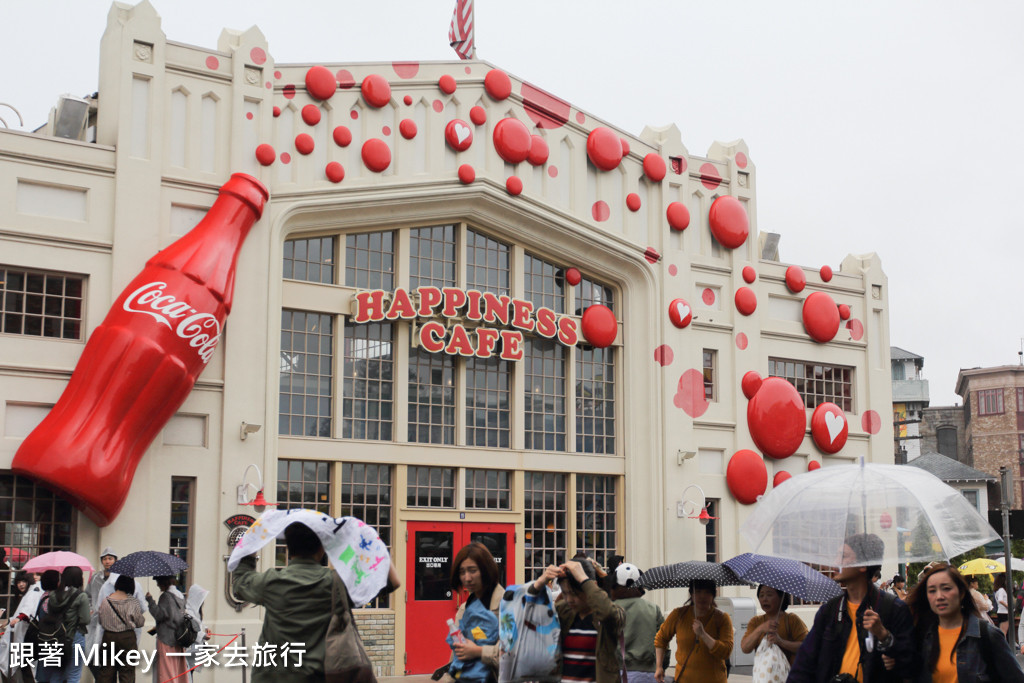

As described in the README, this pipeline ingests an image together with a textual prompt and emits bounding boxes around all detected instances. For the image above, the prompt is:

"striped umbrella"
[636,561,751,590]
[724,552,842,603]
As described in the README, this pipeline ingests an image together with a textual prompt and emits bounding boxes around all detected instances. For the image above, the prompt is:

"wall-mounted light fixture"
[240,422,262,441]
[237,464,278,513]
[677,449,696,465]
[677,484,717,526]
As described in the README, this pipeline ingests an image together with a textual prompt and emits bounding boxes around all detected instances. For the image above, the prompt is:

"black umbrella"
[109,551,188,578]
[636,561,751,589]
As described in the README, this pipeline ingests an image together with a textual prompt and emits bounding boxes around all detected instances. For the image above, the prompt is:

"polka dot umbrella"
[109,551,188,578]
[636,560,752,590]
[724,553,842,603]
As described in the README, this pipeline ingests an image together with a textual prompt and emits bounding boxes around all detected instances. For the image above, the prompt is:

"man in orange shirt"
[787,533,916,682]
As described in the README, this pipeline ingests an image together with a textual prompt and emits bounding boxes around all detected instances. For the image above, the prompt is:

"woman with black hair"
[886,564,1024,682]
[96,574,144,683]
[146,576,189,683]
[439,542,503,683]
[45,566,91,683]
[654,579,733,683]
[994,573,1010,635]
[740,585,807,664]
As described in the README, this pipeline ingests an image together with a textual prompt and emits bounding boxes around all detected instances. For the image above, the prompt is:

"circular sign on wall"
[746,377,806,459]
[810,402,848,454]
[445,119,473,151]
[727,449,768,505]
[668,298,692,328]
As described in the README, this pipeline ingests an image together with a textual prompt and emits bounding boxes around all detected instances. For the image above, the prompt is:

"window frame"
[976,389,1004,416]
[0,266,86,341]
[768,357,854,412]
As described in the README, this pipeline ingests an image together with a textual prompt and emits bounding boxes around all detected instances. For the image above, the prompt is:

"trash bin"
[717,596,757,668]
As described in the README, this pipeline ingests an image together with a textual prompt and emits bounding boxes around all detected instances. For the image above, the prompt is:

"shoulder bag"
[325,573,377,683]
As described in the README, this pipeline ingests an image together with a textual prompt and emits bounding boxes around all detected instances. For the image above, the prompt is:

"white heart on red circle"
[676,302,690,321]
[825,411,845,443]
[455,124,470,144]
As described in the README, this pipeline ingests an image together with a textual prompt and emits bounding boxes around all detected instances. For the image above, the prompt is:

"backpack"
[498,583,562,683]
[173,594,200,648]
[27,591,75,667]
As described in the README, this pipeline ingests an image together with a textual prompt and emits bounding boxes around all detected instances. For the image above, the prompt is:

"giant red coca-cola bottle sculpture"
[12,173,269,527]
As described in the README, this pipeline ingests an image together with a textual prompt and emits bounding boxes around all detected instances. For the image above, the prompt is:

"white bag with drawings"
[752,637,789,683]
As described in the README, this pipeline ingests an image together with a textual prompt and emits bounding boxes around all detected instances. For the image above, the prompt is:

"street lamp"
[678,484,717,526]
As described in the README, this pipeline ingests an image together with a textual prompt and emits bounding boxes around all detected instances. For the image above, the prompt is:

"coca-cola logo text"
[123,282,221,364]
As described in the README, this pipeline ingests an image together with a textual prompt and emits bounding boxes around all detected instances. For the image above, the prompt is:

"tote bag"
[751,637,789,683]
[325,574,377,683]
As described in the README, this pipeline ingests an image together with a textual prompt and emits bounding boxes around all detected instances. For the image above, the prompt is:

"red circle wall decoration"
[457,164,475,184]
[255,144,276,166]
[294,134,314,155]
[674,369,709,418]
[847,319,864,341]
[880,512,893,530]
[747,376,806,459]
[727,450,768,505]
[399,119,418,139]
[565,268,582,286]
[586,127,623,171]
[742,266,757,284]
[445,119,474,151]
[361,139,392,172]
[336,69,355,89]
[626,193,641,212]
[283,84,296,100]
[741,371,763,400]
[528,136,549,166]
[592,201,610,222]
[785,265,807,293]
[643,154,667,182]
[470,106,487,125]
[301,104,321,126]
[506,176,523,195]
[360,74,391,108]
[484,69,512,100]
[773,471,792,487]
[403,95,413,106]
[620,138,630,157]
[802,291,841,343]
[333,126,353,147]
[206,56,219,70]
[736,152,748,169]
[493,118,532,164]
[272,106,281,117]
[838,304,851,320]
[666,202,691,231]
[325,162,345,183]
[305,65,336,101]
[700,163,722,190]
[581,305,617,348]
[735,332,748,350]
[820,265,834,282]
[735,287,757,316]
[808,461,821,471]
[654,344,673,367]
[862,410,881,435]
[393,61,419,79]
[668,298,692,328]
[438,74,457,94]
[811,402,848,454]
[708,195,749,249]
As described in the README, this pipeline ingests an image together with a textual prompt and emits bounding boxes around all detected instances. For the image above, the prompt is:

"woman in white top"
[994,573,1009,634]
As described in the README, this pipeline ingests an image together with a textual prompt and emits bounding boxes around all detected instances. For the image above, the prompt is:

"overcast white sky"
[3,1,1022,406]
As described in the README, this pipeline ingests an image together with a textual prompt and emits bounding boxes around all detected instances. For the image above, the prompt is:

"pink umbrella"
[22,550,94,575]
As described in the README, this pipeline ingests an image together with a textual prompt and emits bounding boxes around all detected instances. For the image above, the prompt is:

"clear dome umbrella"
[740,458,1000,568]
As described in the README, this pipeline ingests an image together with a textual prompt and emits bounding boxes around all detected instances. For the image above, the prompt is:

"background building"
[0,2,894,677]
[891,346,929,463]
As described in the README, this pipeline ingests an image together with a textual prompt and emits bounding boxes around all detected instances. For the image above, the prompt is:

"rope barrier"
[157,632,241,683]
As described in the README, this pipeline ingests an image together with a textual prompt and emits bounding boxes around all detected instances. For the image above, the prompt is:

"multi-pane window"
[525,338,566,451]
[342,323,394,440]
[977,389,1004,416]
[0,474,75,615]
[409,225,456,290]
[466,357,510,448]
[274,460,331,567]
[575,276,614,315]
[703,349,716,401]
[279,311,333,437]
[407,466,455,508]
[169,477,194,588]
[283,236,335,284]
[407,349,455,444]
[576,347,615,454]
[524,254,565,314]
[768,358,854,411]
[465,469,511,510]
[341,463,393,608]
[0,267,84,339]
[704,498,719,563]
[466,230,509,294]
[576,475,616,567]
[345,231,394,289]
[524,472,567,579]
[1017,388,1024,431]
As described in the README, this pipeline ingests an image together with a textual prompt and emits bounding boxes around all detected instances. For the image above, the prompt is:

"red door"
[406,521,515,674]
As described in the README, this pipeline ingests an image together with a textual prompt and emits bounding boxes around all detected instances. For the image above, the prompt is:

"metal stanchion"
[240,627,247,683]
[1001,467,1016,651]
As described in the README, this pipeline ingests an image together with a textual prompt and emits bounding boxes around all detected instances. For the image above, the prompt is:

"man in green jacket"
[612,563,663,683]
[232,522,351,683]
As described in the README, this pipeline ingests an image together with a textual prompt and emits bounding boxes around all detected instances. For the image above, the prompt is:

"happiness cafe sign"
[352,287,580,360]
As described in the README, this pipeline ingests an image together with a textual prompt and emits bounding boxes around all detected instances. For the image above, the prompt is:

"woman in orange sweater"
[654,579,733,683]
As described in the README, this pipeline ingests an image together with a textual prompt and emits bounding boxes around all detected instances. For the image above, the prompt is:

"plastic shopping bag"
[752,637,790,683]
[498,583,561,683]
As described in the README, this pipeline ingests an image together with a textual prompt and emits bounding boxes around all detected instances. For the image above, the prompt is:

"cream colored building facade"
[0,1,894,677]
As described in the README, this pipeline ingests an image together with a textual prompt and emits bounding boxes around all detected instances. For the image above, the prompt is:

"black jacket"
[788,585,915,683]
[912,613,1024,683]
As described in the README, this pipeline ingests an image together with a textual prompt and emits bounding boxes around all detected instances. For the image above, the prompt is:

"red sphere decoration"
[333,126,353,147]
[438,74,457,94]
[742,266,757,284]
[666,202,691,231]
[643,153,667,182]
[668,298,692,329]
[708,195,749,249]
[470,106,487,125]
[360,74,391,108]
[565,268,582,286]
[808,461,821,471]
[626,193,641,212]
[295,134,314,155]
[301,104,321,126]
[457,164,475,184]
[785,265,807,293]
[325,162,345,183]
[484,69,512,100]
[802,291,841,343]
[747,376,806,459]
[838,304,851,320]
[586,127,623,171]
[581,305,617,348]
[811,402,848,454]
[399,119,417,139]
[734,287,757,316]
[526,136,550,166]
[255,143,276,166]
[506,176,523,196]
[493,118,531,164]
[741,371,763,400]
[620,138,630,157]
[305,65,337,101]
[773,471,792,487]
[361,138,392,172]
[445,119,474,151]
[272,106,281,117]
[820,265,834,282]
[727,449,768,505]
[403,95,413,106]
